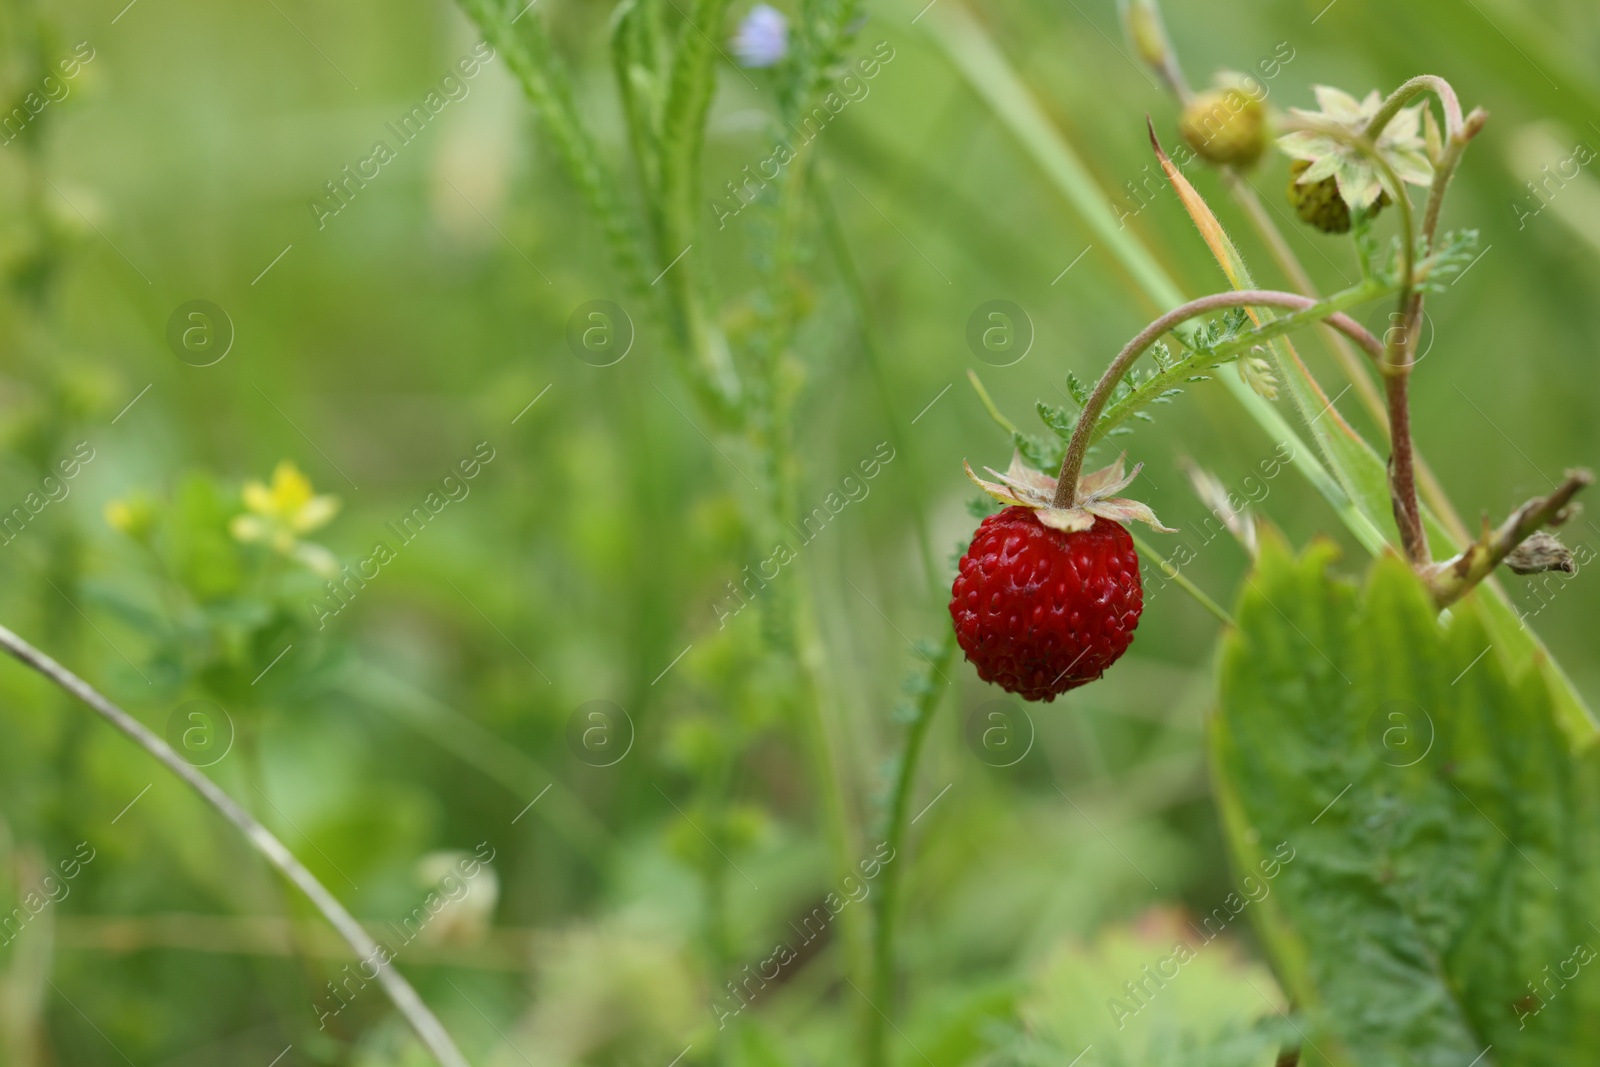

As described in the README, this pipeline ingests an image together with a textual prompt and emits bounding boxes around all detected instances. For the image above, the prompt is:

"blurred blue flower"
[732,4,788,68]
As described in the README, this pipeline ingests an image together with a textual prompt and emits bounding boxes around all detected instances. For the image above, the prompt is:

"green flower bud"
[1180,87,1268,168]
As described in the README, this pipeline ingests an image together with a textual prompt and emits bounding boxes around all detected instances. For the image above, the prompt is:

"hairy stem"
[0,624,470,1067]
[1364,74,1464,143]
[1052,287,1388,507]
[1355,77,1483,564]
[1220,171,1473,546]
[866,630,956,1067]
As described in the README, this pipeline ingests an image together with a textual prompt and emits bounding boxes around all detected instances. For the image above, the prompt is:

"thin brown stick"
[1424,470,1593,608]
[0,623,471,1067]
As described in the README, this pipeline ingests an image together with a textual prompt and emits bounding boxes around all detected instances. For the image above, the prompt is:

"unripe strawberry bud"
[1286,158,1389,234]
[1180,87,1268,168]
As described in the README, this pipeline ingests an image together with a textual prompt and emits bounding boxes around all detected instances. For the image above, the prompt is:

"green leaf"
[1065,370,1092,408]
[1035,399,1077,440]
[1013,429,1062,471]
[1008,912,1286,1066]
[1212,534,1600,1066]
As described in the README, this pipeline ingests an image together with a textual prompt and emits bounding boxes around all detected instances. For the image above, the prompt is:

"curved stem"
[1364,74,1463,141]
[1282,106,1435,560]
[1052,288,1388,507]
[1281,117,1416,328]
[1218,170,1474,547]
[0,623,470,1067]
[866,630,956,1067]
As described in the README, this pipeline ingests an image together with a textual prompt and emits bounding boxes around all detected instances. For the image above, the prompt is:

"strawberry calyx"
[964,452,1176,534]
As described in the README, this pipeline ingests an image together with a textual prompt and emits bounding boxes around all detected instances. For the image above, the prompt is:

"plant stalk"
[1219,170,1472,547]
[865,630,956,1067]
[0,624,471,1067]
[1052,288,1387,507]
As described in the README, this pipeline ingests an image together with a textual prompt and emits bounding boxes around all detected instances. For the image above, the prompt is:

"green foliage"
[1415,228,1482,292]
[996,913,1287,1066]
[1213,537,1600,1065]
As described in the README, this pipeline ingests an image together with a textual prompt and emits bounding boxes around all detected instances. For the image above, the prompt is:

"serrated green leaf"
[1212,536,1600,1066]
[967,494,1002,519]
[1036,399,1077,440]
[1065,370,1091,408]
[1012,430,1062,471]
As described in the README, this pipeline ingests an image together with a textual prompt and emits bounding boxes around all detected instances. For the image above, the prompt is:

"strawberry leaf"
[1213,536,1600,1066]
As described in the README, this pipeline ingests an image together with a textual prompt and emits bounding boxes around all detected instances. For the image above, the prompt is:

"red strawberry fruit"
[951,508,1142,701]
[951,453,1172,702]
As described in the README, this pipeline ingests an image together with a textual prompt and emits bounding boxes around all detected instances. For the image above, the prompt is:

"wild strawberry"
[1287,159,1386,234]
[1278,85,1432,234]
[951,453,1173,702]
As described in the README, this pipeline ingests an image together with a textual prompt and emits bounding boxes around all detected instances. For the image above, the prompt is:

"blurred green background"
[0,0,1596,1062]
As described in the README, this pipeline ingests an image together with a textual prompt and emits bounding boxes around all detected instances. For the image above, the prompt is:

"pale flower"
[229,460,340,577]
[1278,85,1434,212]
[732,4,788,68]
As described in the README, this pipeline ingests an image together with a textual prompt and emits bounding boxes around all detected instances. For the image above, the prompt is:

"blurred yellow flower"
[230,460,340,577]
[103,495,156,540]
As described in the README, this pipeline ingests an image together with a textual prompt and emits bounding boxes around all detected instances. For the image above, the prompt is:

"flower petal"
[294,493,341,533]
[229,514,267,543]
[1277,130,1341,161]
[1311,85,1365,122]
[1079,456,1143,501]
[271,461,315,512]
[985,465,1054,506]
[1384,147,1435,187]
[1296,153,1342,185]
[1382,103,1423,145]
[1335,157,1384,211]
[1423,106,1443,163]
[242,480,274,515]
[291,541,341,580]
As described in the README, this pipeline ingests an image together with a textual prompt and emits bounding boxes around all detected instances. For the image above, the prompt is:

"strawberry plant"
[1,0,1595,1064]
